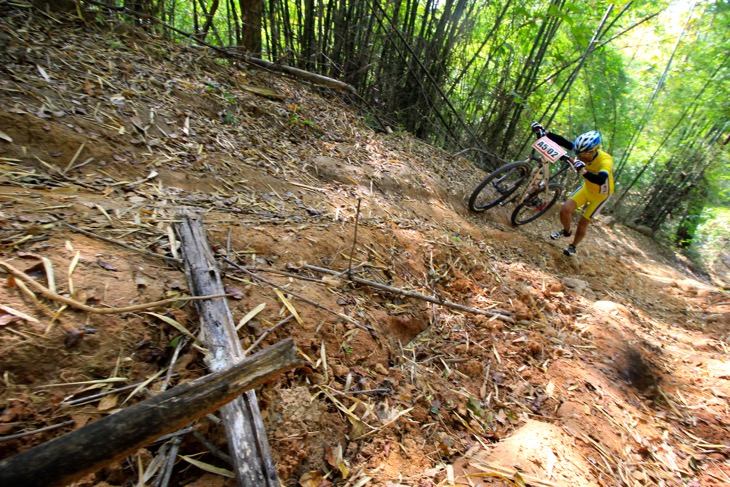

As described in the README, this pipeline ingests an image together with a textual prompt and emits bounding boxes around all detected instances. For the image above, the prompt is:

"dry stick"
[160,337,188,392]
[156,436,182,487]
[304,264,514,322]
[657,386,684,419]
[63,223,183,265]
[223,257,375,334]
[63,143,85,174]
[152,336,191,486]
[226,227,233,259]
[11,276,74,334]
[343,388,391,395]
[142,442,171,484]
[177,214,280,486]
[62,375,175,407]
[242,315,295,356]
[242,266,328,283]
[192,430,232,465]
[0,260,226,315]
[152,427,194,444]
[347,198,362,276]
[0,421,75,443]
[32,156,101,192]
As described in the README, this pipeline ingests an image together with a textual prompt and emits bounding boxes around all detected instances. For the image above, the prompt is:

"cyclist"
[530,122,614,256]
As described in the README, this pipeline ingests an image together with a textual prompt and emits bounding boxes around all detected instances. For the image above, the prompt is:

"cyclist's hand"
[531,121,546,137]
[572,160,586,172]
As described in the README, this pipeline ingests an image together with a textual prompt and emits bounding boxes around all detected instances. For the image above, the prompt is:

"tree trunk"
[240,0,263,54]
[200,0,221,41]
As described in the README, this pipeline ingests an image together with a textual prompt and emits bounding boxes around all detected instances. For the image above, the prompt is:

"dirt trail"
[0,7,728,487]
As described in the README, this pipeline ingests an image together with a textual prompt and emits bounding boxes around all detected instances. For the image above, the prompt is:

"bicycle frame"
[510,153,572,206]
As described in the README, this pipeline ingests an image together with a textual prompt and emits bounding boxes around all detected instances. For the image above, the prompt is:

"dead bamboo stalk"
[245,57,357,93]
[0,258,224,314]
[305,264,513,322]
[62,223,183,265]
[0,339,298,487]
[175,212,281,486]
[223,257,375,334]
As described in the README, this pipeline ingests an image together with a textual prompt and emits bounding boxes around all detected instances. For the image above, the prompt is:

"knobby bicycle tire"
[511,182,563,226]
[468,161,531,212]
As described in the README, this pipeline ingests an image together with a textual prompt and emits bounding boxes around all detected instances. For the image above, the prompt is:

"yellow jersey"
[583,149,614,195]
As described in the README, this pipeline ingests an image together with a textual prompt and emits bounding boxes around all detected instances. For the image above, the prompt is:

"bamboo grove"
[42,0,730,265]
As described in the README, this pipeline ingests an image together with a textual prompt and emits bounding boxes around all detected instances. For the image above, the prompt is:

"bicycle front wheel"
[511,182,563,225]
[468,161,531,212]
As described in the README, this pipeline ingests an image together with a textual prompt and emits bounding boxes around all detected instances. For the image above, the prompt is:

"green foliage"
[106,39,125,49]
[288,105,316,127]
[203,82,240,125]
[676,207,730,276]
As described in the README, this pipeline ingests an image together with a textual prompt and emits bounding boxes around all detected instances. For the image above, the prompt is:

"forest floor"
[0,5,728,487]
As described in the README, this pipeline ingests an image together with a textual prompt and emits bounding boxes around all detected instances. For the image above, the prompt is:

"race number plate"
[532,136,567,162]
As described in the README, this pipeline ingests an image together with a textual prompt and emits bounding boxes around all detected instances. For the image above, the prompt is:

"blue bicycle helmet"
[573,130,601,154]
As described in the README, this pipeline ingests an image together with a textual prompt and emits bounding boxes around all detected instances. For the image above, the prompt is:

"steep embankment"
[1,6,728,486]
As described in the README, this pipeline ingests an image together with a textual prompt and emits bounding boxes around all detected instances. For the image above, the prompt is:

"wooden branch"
[348,198,362,275]
[175,213,281,487]
[0,421,75,443]
[0,259,225,314]
[245,57,357,94]
[62,223,183,265]
[305,264,514,322]
[224,257,375,334]
[0,338,298,487]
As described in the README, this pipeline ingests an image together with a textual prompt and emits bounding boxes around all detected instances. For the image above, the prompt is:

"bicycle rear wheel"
[511,182,562,225]
[468,161,531,212]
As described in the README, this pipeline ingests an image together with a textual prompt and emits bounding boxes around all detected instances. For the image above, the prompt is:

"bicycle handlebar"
[559,154,576,165]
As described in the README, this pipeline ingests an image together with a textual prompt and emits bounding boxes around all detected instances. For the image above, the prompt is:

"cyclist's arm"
[546,132,574,151]
[582,170,609,185]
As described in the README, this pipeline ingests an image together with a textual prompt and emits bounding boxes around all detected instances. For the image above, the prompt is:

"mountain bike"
[468,136,578,226]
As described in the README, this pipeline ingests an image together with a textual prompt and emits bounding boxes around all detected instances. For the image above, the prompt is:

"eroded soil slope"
[1,6,728,487]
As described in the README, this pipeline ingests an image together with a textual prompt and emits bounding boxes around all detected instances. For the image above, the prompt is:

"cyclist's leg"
[559,199,577,234]
[560,185,588,234]
[573,193,609,246]
[573,217,591,246]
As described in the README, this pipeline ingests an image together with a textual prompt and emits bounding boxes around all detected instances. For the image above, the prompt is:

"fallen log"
[304,264,514,322]
[245,57,357,93]
[175,212,282,486]
[0,338,298,487]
